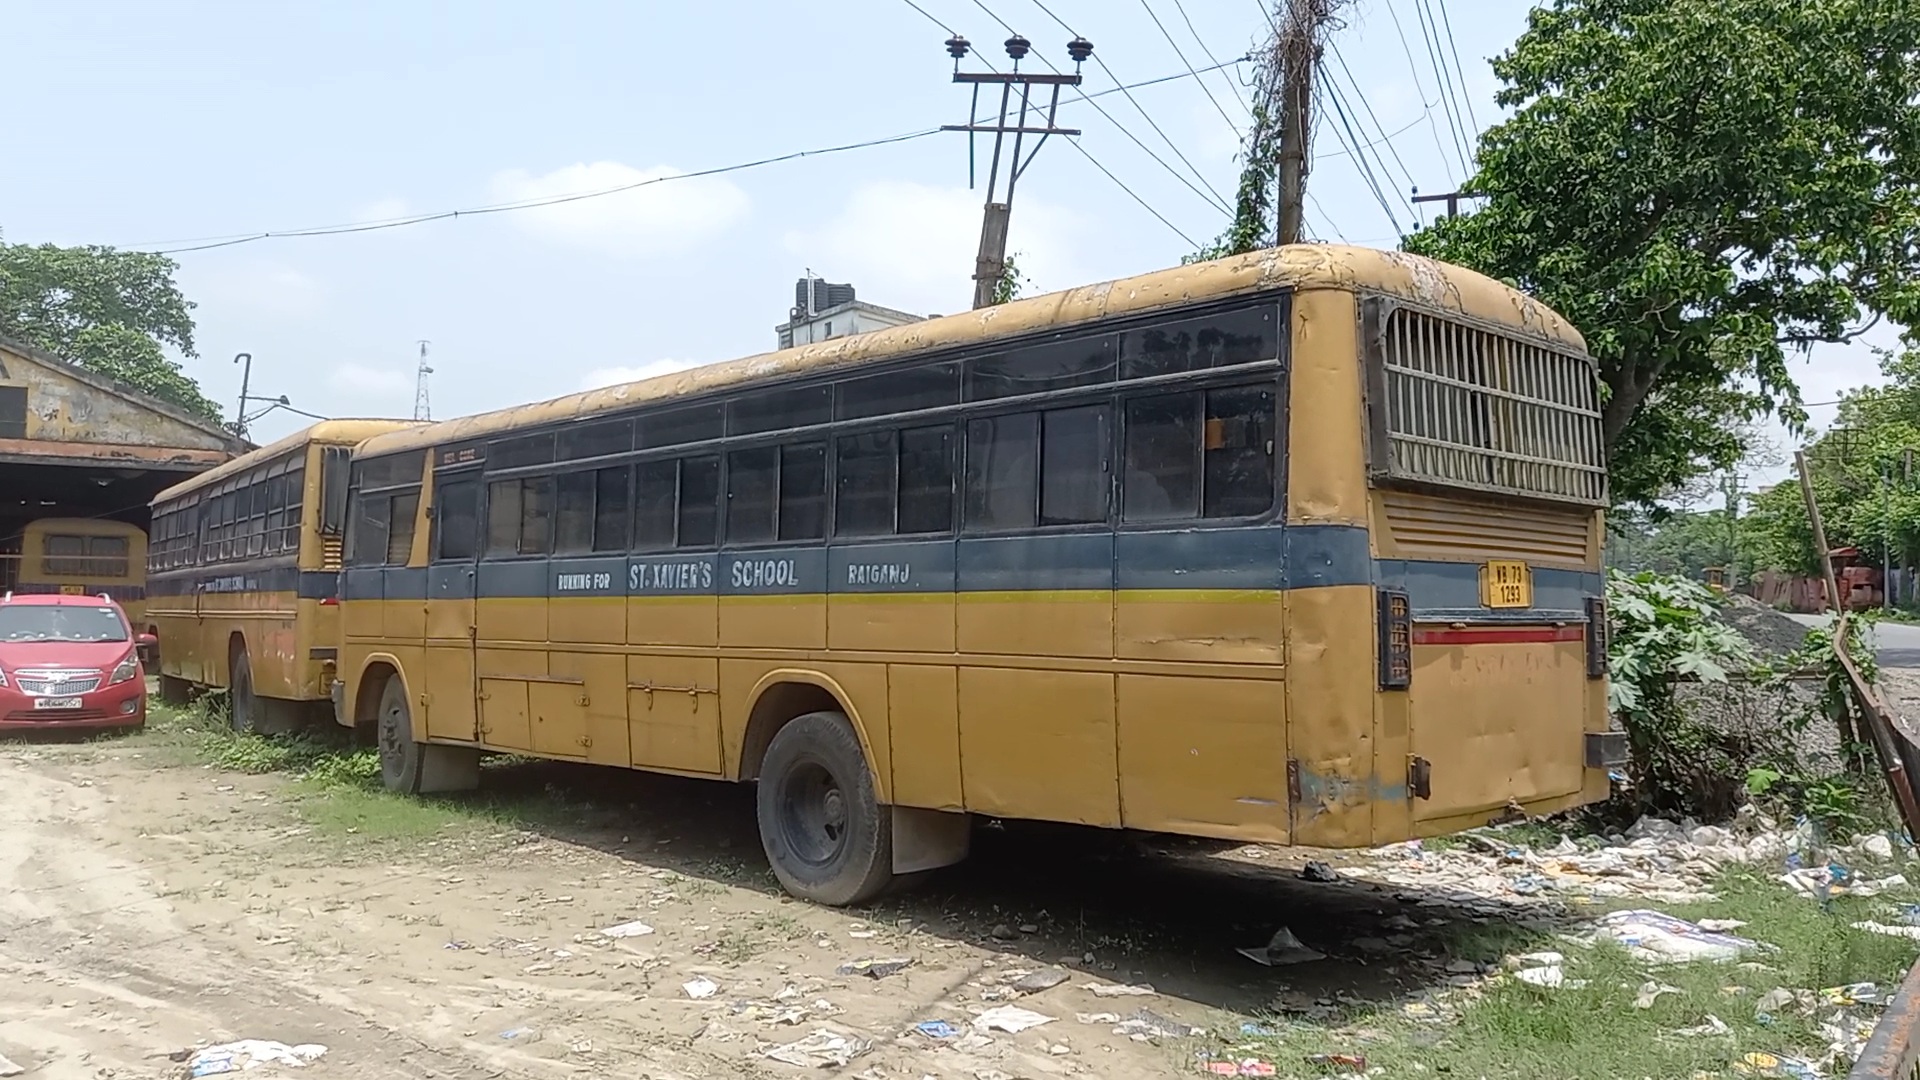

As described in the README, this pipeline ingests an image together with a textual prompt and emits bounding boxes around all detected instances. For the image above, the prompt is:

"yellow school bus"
[339,245,1616,905]
[0,517,149,627]
[147,420,418,730]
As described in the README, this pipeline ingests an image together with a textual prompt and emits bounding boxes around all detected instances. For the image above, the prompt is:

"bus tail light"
[1377,588,1412,690]
[1585,595,1608,678]
[319,597,339,606]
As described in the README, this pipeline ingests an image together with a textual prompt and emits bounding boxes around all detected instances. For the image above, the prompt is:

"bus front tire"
[756,710,893,907]
[376,678,479,795]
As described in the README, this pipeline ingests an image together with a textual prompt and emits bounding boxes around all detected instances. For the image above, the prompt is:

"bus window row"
[347,379,1279,567]
[149,458,306,572]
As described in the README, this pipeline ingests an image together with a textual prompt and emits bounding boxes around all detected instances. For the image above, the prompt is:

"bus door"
[423,470,482,742]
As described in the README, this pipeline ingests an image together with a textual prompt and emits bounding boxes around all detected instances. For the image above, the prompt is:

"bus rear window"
[42,535,129,578]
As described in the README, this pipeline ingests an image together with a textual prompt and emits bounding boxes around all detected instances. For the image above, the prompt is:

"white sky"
[0,0,1898,485]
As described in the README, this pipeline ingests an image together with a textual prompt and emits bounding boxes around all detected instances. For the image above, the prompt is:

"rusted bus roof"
[151,419,419,504]
[357,244,1589,460]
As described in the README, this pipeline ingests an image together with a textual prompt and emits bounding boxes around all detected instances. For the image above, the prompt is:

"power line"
[1323,81,1406,235]
[1137,0,1241,139]
[897,0,957,33]
[1383,0,1458,186]
[126,57,1248,256]
[1061,138,1199,248]
[1171,0,1253,116]
[1435,0,1482,139]
[1328,40,1418,196]
[1002,0,1233,214]
[1413,0,1474,173]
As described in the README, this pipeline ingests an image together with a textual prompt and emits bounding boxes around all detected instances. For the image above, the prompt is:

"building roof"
[360,243,1588,460]
[0,333,249,451]
[775,298,924,333]
[152,418,420,503]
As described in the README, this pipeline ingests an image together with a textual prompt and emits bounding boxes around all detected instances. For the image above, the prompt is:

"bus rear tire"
[756,710,894,907]
[376,678,479,795]
[159,675,192,705]
[228,650,259,735]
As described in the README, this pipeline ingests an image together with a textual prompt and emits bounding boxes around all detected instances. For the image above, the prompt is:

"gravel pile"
[1719,595,1816,660]
[1678,595,1836,776]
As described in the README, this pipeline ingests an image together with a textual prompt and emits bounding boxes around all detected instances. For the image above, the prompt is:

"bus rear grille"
[1369,305,1607,506]
[1380,490,1592,565]
[321,536,343,571]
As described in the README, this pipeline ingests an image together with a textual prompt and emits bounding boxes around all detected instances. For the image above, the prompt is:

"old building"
[774,277,923,349]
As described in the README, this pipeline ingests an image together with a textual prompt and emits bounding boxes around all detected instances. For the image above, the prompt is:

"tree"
[990,253,1030,306]
[0,237,222,421]
[1404,0,1920,506]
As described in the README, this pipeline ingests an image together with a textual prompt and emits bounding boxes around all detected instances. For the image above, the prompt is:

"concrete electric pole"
[942,32,1092,309]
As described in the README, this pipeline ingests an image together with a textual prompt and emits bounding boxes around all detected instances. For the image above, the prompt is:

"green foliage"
[1185,17,1283,264]
[1607,506,1744,580]
[989,253,1029,306]
[1404,0,1920,507]
[0,237,222,421]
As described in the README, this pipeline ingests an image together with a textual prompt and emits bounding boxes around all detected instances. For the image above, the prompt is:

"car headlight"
[109,652,140,686]
[0,664,8,687]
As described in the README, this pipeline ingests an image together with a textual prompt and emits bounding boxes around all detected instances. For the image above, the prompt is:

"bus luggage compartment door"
[1406,622,1587,823]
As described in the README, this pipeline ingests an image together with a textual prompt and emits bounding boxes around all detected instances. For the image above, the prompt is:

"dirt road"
[0,725,1522,1080]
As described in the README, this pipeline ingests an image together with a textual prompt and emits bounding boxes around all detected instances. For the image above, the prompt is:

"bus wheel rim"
[779,760,847,867]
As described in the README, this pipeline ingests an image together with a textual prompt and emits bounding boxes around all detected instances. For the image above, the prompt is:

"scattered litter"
[974,1005,1057,1033]
[764,1029,871,1068]
[1112,1009,1196,1039]
[1698,919,1749,932]
[186,1041,327,1077]
[1895,903,1920,927]
[1754,987,1816,1020]
[1239,1021,1279,1037]
[836,958,915,978]
[1853,920,1920,941]
[1011,967,1070,993]
[1082,981,1157,997]
[1634,981,1681,1009]
[1589,910,1759,964]
[599,920,655,939]
[1300,860,1339,883]
[683,976,719,999]
[1236,926,1325,967]
[915,1020,959,1040]
[1514,965,1584,989]
[443,940,470,950]
[1205,1059,1279,1076]
[1671,1015,1731,1038]
[1732,1051,1823,1078]
[500,1028,536,1041]
[1306,1054,1368,1073]
[1505,951,1565,970]
[1075,1012,1121,1025]
[848,930,876,940]
[1862,833,1896,860]
[1821,982,1887,1007]
[0,1055,22,1079]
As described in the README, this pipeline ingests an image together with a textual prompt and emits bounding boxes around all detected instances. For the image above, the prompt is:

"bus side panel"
[1117,674,1289,842]
[718,551,826,650]
[827,541,955,654]
[1282,585,1381,847]
[888,664,962,811]
[957,666,1120,827]
[956,535,1114,659]
[550,648,629,766]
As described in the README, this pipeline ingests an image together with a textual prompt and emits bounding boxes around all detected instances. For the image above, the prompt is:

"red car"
[0,592,152,733]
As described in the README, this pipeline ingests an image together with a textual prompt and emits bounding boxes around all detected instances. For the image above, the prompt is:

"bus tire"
[159,675,192,705]
[228,650,259,735]
[376,678,479,795]
[756,710,894,907]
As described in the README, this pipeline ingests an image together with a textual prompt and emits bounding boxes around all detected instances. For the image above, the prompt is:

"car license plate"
[58,584,84,595]
[33,696,83,710]
[1480,560,1533,609]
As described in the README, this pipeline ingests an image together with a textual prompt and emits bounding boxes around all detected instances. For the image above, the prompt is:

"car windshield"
[0,604,128,643]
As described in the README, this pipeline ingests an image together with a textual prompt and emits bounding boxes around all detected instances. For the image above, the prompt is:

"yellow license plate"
[1480,560,1532,608]
[58,584,85,595]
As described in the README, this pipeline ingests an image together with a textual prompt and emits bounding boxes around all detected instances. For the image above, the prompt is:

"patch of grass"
[711,911,807,964]
[1227,866,1920,1079]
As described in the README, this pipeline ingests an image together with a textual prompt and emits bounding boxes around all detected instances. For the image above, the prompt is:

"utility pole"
[942,31,1091,309]
[1274,0,1330,246]
[232,352,253,438]
[1411,189,1484,218]
[413,340,434,422]
[1723,469,1743,593]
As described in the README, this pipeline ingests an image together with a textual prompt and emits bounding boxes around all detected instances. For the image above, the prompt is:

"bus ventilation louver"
[1585,595,1608,679]
[1377,588,1412,690]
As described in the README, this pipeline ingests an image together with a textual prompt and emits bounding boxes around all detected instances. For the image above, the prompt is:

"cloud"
[183,261,327,319]
[351,196,413,222]
[580,358,704,391]
[489,162,750,256]
[781,181,1092,317]
[332,363,411,395]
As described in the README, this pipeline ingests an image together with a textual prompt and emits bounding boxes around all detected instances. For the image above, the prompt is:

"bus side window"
[726,447,778,545]
[348,493,390,567]
[435,480,479,561]
[678,456,720,548]
[486,478,552,557]
[778,442,827,542]
[834,431,896,538]
[1202,385,1277,518]
[1119,382,1278,523]
[897,425,954,535]
[965,413,1038,531]
[632,460,678,552]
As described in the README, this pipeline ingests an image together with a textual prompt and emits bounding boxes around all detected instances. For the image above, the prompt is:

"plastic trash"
[1239,1021,1279,1037]
[836,958,914,978]
[1633,981,1680,1009]
[1074,1012,1121,1024]
[1082,981,1156,997]
[186,1041,327,1077]
[599,920,655,939]
[1671,1015,1731,1038]
[683,976,719,999]
[973,1005,1057,1033]
[1236,926,1326,967]
[1697,919,1749,932]
[914,1020,958,1040]
[763,1029,870,1068]
[1589,910,1759,964]
[1820,982,1887,1007]
[1111,1009,1194,1039]
[0,1054,23,1079]
[1732,1051,1822,1078]
[1851,920,1920,940]
[1205,1060,1278,1076]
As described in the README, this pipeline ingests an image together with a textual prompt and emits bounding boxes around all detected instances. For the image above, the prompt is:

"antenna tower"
[413,340,433,421]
